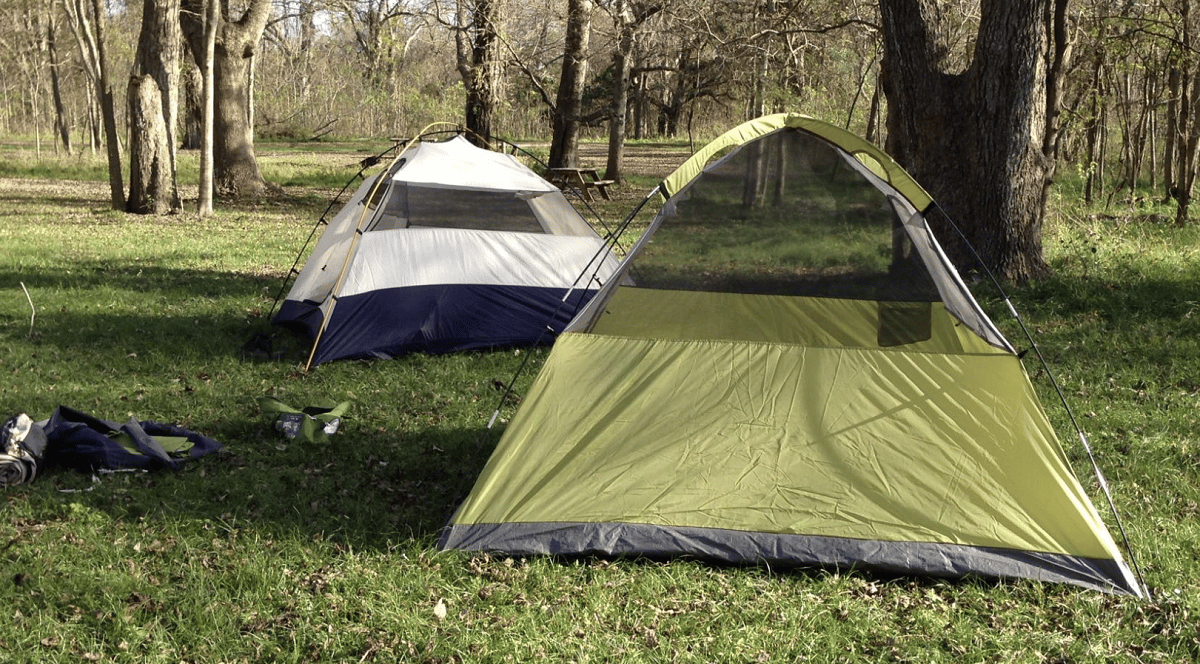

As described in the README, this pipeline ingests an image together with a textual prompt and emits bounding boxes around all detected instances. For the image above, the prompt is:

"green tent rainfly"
[439,113,1144,597]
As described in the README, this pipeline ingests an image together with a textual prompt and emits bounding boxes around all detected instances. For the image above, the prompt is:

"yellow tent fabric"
[660,113,934,212]
[443,332,1139,594]
[439,114,1142,596]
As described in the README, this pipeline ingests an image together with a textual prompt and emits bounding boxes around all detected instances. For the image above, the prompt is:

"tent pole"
[485,187,659,430]
[932,203,1150,599]
[302,122,461,370]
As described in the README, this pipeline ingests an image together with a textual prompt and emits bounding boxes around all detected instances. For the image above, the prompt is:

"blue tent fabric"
[42,406,222,472]
[305,283,594,362]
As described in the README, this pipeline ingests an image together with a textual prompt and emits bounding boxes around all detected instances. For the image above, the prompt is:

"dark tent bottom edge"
[438,521,1141,597]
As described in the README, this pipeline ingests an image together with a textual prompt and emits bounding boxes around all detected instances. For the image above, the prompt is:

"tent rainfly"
[273,135,620,365]
[438,114,1144,596]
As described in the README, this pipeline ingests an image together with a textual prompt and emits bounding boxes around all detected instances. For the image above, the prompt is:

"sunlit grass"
[0,151,1197,662]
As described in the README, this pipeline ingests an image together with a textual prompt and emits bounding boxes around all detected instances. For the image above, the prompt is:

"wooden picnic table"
[546,167,615,202]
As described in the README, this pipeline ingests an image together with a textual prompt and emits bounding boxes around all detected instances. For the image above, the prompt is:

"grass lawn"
[0,142,1197,663]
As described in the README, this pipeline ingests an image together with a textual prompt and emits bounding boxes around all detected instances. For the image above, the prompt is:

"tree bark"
[198,0,218,216]
[65,0,124,208]
[880,0,1054,282]
[456,0,505,146]
[46,11,72,155]
[180,0,275,199]
[128,75,173,214]
[550,0,593,168]
[128,0,182,213]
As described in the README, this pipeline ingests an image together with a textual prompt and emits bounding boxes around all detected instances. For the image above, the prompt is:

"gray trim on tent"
[439,522,1142,596]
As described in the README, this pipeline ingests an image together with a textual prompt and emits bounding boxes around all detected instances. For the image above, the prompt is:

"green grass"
[1,150,1198,663]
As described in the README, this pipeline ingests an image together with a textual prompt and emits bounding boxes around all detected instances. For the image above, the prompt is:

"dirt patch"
[0,143,694,213]
[0,177,111,201]
[576,143,692,180]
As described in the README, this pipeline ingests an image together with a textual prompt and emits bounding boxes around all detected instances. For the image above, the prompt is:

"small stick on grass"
[20,282,34,337]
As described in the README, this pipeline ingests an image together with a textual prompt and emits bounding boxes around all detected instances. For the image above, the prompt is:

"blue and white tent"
[274,135,619,366]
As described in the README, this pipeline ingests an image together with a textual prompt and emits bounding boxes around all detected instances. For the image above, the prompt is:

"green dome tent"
[439,113,1144,596]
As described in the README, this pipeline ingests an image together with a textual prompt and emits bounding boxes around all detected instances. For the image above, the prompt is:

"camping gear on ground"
[272,133,622,368]
[258,396,349,444]
[1,413,48,487]
[439,113,1145,597]
[42,406,222,473]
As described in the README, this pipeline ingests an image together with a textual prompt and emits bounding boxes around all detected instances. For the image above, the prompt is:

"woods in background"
[0,0,1197,279]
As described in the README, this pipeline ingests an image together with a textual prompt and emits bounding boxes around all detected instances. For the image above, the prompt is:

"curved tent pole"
[484,186,659,433]
[932,203,1150,599]
[302,121,465,370]
[284,123,618,370]
[475,130,625,248]
[266,143,401,321]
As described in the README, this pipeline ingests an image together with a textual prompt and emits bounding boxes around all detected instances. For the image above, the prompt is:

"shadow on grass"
[3,254,514,550]
[37,422,501,549]
[4,255,523,552]
[2,260,284,352]
[0,191,111,209]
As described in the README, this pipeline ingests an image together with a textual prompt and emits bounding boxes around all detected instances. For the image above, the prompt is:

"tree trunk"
[456,0,506,146]
[550,0,592,168]
[67,0,124,209]
[198,0,218,216]
[880,0,1053,282]
[128,0,182,213]
[1084,52,1104,204]
[180,0,274,199]
[632,65,646,140]
[605,2,660,182]
[127,75,174,214]
[604,2,634,183]
[1172,69,1200,225]
[1163,66,1179,203]
[46,12,72,155]
[1168,2,1200,225]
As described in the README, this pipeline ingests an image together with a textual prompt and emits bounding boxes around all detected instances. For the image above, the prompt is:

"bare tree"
[198,0,218,215]
[61,0,124,209]
[46,7,72,154]
[602,0,662,183]
[1164,0,1200,224]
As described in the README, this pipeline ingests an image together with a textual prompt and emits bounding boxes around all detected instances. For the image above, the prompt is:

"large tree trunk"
[880,0,1055,282]
[180,0,274,199]
[456,0,505,146]
[128,76,174,214]
[127,0,182,213]
[549,0,593,168]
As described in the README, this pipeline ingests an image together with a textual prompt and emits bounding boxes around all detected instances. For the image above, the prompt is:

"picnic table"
[546,167,614,202]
